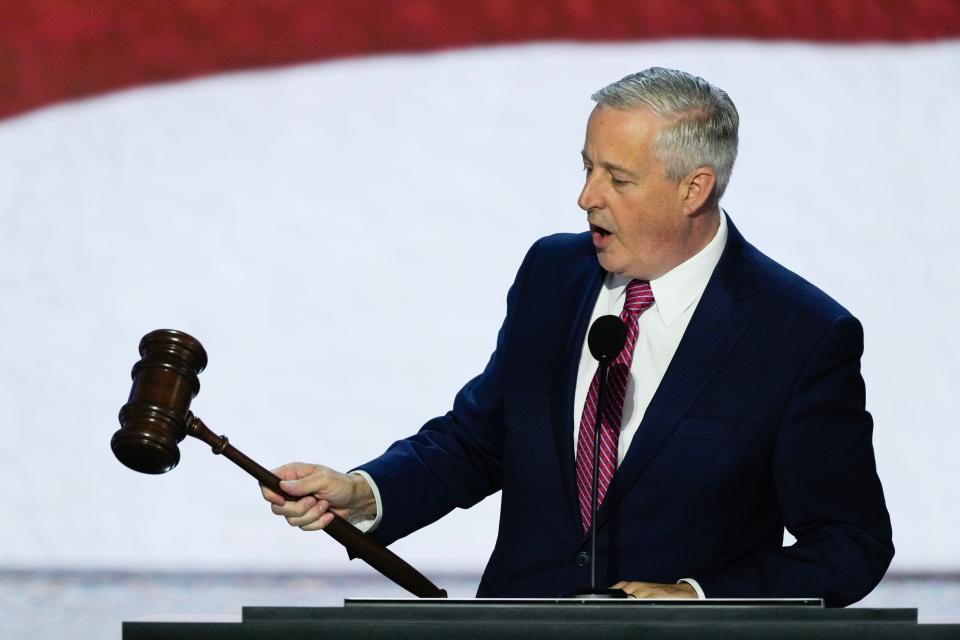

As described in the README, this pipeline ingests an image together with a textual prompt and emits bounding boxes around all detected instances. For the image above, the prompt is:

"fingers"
[275,464,337,498]
[269,495,337,531]
[260,485,286,506]
[300,511,336,531]
[611,581,649,599]
[610,581,695,599]
[271,462,320,481]
[270,495,317,518]
[284,498,329,527]
[261,462,319,505]
[261,462,357,532]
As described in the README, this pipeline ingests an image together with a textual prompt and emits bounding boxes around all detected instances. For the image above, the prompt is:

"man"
[262,68,893,605]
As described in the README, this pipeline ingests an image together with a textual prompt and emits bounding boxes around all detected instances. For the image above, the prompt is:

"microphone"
[574,315,629,599]
[588,314,628,363]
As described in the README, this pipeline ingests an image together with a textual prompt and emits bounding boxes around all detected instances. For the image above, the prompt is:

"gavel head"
[111,329,208,474]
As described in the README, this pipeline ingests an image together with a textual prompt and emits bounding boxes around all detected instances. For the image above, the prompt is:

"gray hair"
[591,67,739,201]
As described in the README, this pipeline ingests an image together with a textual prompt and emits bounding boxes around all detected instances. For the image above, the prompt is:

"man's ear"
[680,167,717,216]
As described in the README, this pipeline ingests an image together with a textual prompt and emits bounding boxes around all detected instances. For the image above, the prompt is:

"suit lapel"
[595,219,755,531]
[550,243,605,539]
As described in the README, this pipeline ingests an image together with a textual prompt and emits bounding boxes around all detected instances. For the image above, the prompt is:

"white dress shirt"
[355,212,729,599]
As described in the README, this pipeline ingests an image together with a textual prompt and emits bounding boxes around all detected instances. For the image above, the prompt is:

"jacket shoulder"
[738,241,856,328]
[529,231,593,259]
[514,231,595,280]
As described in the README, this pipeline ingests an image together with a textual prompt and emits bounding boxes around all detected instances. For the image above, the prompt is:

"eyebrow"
[581,151,639,178]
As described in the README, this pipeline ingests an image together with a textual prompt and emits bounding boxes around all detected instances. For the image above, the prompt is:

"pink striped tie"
[575,279,655,534]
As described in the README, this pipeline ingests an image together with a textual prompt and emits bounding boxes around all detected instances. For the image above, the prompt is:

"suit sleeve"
[693,314,894,607]
[353,239,541,548]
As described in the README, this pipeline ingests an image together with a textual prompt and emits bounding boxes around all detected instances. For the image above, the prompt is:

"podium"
[122,598,960,639]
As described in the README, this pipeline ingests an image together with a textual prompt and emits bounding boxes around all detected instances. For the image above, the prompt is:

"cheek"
[615,211,675,254]
[611,203,651,242]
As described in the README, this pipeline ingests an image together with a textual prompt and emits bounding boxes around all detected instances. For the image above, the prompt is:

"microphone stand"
[574,354,627,598]
[570,314,629,599]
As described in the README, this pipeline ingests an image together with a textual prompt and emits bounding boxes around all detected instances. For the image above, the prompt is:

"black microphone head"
[588,315,628,363]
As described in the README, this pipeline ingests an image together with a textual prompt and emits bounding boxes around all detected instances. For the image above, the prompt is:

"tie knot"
[623,279,654,314]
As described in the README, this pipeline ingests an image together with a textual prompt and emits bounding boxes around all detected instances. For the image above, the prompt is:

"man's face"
[578,105,690,281]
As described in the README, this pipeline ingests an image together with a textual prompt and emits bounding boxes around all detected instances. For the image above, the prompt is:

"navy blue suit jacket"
[358,218,893,606]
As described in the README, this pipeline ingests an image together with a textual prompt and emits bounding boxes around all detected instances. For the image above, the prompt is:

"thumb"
[270,462,318,497]
[278,477,310,496]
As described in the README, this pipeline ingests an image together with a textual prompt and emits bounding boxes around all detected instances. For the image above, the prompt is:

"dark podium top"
[122,599,959,639]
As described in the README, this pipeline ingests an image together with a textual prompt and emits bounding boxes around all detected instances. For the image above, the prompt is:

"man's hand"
[611,581,698,599]
[261,462,377,531]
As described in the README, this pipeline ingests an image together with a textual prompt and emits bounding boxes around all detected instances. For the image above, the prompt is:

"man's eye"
[582,165,592,174]
[612,177,628,186]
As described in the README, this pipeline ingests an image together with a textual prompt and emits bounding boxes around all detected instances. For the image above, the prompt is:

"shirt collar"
[606,209,728,329]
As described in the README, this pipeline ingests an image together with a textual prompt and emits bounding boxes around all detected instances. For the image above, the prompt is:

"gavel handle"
[185,412,447,598]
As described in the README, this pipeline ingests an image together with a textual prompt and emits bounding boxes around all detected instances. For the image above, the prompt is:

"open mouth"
[590,223,612,237]
[589,222,614,249]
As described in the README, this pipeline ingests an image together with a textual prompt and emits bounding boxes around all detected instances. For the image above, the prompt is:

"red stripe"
[2,0,959,120]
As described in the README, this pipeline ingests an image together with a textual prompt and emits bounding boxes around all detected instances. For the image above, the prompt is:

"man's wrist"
[346,470,383,533]
[350,472,378,521]
[677,578,705,599]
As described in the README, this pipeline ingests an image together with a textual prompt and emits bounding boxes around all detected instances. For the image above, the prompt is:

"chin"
[595,251,626,275]
[597,253,653,280]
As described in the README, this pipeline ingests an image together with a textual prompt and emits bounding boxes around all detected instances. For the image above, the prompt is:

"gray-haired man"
[264,68,893,605]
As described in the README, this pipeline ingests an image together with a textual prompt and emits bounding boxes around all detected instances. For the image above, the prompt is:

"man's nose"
[578,175,602,212]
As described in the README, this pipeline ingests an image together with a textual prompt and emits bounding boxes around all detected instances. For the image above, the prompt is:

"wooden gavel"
[111,329,446,598]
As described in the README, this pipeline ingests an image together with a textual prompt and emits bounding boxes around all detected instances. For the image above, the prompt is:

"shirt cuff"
[677,578,705,599]
[348,470,382,533]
